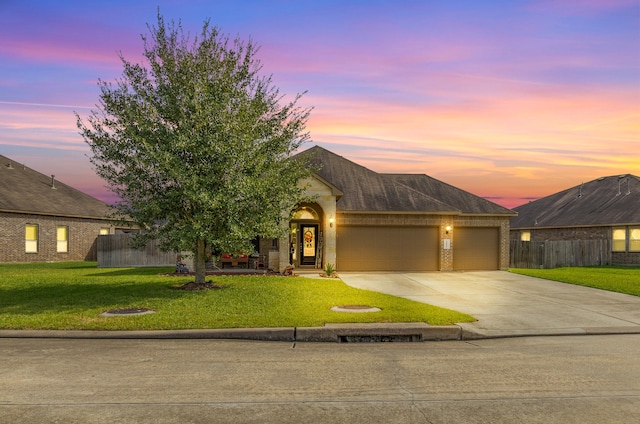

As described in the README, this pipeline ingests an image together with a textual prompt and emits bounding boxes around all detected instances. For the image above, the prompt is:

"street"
[1,335,639,423]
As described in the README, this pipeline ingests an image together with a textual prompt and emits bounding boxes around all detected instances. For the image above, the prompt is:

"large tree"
[77,13,313,285]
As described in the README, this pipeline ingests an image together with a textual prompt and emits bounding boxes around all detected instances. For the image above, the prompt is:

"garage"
[336,226,439,271]
[453,227,499,270]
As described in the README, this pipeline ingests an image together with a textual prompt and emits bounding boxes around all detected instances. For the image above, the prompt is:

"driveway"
[339,271,640,339]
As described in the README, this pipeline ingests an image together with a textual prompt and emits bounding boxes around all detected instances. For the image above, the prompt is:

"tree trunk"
[194,239,207,286]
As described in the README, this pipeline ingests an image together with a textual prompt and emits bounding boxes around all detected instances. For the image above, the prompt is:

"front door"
[300,224,318,266]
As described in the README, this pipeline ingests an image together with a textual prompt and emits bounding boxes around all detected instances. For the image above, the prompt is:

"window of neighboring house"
[25,224,38,253]
[520,231,531,242]
[57,226,69,253]
[612,227,627,251]
[630,228,640,252]
[99,228,110,235]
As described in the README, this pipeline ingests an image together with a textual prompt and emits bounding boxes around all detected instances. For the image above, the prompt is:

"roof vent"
[617,177,623,196]
[5,163,13,169]
[626,178,631,195]
[577,182,583,198]
[50,175,57,190]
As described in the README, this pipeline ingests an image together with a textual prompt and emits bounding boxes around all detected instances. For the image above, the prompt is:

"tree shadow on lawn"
[0,277,198,316]
[86,267,174,277]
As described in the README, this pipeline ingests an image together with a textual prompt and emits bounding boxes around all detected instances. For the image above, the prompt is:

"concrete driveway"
[338,271,640,339]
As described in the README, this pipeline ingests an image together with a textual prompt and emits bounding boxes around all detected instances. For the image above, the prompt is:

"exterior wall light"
[445,225,452,234]
[329,216,335,228]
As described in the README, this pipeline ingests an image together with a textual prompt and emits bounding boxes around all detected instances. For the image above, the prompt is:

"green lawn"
[0,262,474,330]
[509,266,640,296]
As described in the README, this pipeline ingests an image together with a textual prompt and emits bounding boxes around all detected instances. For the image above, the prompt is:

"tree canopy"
[77,12,313,284]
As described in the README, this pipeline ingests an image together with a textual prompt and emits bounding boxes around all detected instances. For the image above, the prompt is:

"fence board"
[97,234,177,268]
[510,239,611,269]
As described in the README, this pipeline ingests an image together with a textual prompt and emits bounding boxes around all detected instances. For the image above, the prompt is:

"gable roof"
[296,146,515,215]
[511,174,640,228]
[0,154,113,219]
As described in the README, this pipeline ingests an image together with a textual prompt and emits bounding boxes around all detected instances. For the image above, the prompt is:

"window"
[292,207,319,220]
[612,228,626,252]
[520,231,531,242]
[25,224,38,253]
[99,228,110,235]
[57,226,68,253]
[630,228,640,252]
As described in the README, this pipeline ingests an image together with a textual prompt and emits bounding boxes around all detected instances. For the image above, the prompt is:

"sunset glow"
[1,0,638,209]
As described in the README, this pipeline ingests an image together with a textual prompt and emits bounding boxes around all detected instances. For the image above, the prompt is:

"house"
[0,154,122,263]
[510,174,640,265]
[262,146,516,272]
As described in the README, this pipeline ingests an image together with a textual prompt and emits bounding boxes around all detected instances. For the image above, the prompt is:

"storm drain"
[330,305,381,313]
[338,334,422,343]
[100,307,155,317]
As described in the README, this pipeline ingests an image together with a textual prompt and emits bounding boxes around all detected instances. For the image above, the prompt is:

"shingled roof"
[0,154,113,219]
[296,146,515,215]
[511,174,640,228]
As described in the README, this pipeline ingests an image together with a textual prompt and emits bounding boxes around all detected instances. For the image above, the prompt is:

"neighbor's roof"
[295,146,515,215]
[0,154,113,219]
[511,174,640,228]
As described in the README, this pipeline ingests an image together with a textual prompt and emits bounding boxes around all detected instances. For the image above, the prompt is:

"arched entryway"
[290,203,324,268]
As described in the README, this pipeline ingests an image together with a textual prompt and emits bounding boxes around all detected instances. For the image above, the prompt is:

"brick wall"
[0,212,115,263]
[337,213,511,271]
[612,251,640,265]
[527,226,610,242]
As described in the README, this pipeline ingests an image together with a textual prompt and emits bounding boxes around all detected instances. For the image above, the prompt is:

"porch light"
[329,216,335,228]
[445,225,452,234]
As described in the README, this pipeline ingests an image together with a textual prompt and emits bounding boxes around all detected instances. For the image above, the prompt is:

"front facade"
[264,146,516,272]
[510,174,640,265]
[0,155,121,263]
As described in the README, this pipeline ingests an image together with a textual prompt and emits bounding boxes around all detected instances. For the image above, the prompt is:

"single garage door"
[337,226,439,271]
[453,227,499,270]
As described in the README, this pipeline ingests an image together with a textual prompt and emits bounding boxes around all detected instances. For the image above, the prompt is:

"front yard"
[0,262,474,331]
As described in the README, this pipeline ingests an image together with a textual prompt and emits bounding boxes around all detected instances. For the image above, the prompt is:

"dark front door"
[300,224,318,266]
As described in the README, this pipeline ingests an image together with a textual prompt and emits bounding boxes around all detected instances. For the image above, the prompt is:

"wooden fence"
[510,239,611,269]
[97,234,177,268]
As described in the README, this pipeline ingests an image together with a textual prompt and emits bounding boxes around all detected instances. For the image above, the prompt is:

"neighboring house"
[0,154,123,263]
[510,174,640,265]
[262,146,516,272]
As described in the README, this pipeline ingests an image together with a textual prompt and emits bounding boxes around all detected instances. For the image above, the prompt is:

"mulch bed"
[171,281,227,291]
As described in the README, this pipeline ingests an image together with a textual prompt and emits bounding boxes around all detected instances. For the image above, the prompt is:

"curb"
[0,323,461,342]
[2,325,637,342]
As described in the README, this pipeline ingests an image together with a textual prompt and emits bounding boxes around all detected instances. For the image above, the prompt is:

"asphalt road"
[2,335,639,423]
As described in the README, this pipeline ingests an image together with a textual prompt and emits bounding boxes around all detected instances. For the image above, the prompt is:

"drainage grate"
[338,334,422,343]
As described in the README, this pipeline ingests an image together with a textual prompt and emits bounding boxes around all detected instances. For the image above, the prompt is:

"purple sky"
[1,0,639,208]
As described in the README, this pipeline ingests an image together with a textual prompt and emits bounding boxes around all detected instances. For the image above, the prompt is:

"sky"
[1,0,638,209]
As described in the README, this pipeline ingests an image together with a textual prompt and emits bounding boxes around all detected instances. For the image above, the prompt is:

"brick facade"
[0,212,116,263]
[268,212,509,271]
[510,226,610,242]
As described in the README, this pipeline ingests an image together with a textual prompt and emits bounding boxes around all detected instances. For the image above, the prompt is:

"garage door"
[337,226,439,271]
[453,227,499,270]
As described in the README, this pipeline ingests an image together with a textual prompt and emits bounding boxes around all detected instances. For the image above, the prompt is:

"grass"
[509,266,640,296]
[0,262,475,330]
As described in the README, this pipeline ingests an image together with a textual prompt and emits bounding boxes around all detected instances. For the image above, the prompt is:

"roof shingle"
[511,174,640,228]
[296,146,515,215]
[0,154,113,219]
